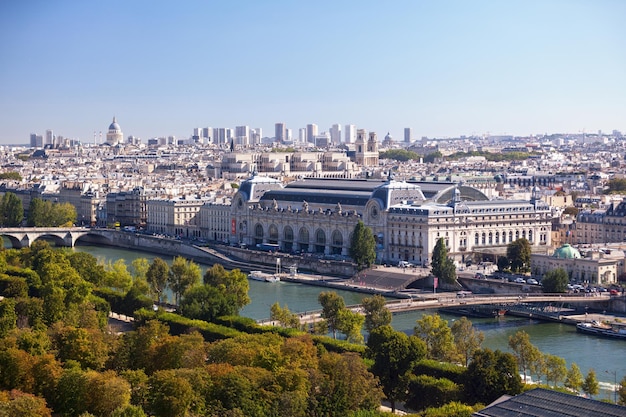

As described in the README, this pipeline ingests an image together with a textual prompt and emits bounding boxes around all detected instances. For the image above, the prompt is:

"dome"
[552,243,581,259]
[108,117,121,131]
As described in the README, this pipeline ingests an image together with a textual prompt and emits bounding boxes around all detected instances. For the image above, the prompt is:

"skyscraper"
[344,124,356,144]
[404,128,412,143]
[45,129,54,147]
[275,122,286,143]
[235,125,250,146]
[306,124,318,144]
[298,128,306,143]
[330,124,342,144]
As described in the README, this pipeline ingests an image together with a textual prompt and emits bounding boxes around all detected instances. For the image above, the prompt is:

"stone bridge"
[0,227,116,248]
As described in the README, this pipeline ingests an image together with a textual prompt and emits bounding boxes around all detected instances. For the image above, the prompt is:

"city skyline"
[1,1,625,144]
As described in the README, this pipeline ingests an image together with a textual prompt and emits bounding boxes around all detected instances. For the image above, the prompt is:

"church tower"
[106,117,123,145]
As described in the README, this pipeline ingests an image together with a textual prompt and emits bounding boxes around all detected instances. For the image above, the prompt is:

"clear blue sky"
[1,0,624,144]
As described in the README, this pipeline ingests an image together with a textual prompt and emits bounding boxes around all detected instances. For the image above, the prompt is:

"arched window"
[481,232,486,245]
[269,224,279,243]
[475,233,479,245]
[528,230,533,242]
[495,231,500,244]
[331,230,343,255]
[509,231,513,243]
[254,223,264,244]
[284,226,294,241]
[315,229,326,254]
[488,232,493,244]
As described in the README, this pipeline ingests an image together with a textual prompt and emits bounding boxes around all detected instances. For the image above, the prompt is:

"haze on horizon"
[0,0,624,144]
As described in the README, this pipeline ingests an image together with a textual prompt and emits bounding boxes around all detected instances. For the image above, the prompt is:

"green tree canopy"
[168,256,201,306]
[366,325,426,413]
[582,368,600,398]
[506,238,531,273]
[508,330,541,383]
[542,268,569,293]
[564,362,584,393]
[0,192,24,227]
[465,348,523,404]
[451,316,484,367]
[361,294,391,332]
[203,264,250,311]
[26,198,76,227]
[431,238,456,284]
[146,258,169,303]
[379,149,421,162]
[349,221,376,270]
[318,291,346,339]
[414,313,456,362]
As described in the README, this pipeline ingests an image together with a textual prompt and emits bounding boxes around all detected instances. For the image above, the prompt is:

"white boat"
[248,271,280,283]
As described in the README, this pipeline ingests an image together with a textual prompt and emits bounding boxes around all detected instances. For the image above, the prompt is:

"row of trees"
[0,193,78,228]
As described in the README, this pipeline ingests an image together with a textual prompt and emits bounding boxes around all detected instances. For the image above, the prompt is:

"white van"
[398,261,413,268]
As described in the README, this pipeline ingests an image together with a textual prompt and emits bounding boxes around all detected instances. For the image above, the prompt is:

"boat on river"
[248,271,280,283]
[576,321,626,340]
[439,305,506,318]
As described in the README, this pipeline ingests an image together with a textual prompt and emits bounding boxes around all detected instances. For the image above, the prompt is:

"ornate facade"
[223,175,552,265]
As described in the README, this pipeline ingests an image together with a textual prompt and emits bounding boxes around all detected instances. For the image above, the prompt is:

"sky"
[0,0,625,144]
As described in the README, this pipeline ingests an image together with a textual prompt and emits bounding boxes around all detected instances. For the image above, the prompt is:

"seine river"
[72,244,626,400]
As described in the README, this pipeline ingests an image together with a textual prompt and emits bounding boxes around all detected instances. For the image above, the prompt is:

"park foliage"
[0,242,618,416]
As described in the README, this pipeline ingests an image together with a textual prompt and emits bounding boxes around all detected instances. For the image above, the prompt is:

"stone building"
[221,174,552,265]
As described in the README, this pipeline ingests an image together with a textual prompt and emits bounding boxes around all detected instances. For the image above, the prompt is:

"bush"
[412,359,466,384]
[405,374,463,411]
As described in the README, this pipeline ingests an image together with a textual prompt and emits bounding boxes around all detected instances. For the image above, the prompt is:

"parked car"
[398,261,413,268]
[474,273,485,279]
[610,289,619,295]
[526,278,539,285]
[514,277,526,284]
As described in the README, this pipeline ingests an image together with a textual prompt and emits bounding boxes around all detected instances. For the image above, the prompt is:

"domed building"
[531,243,620,285]
[106,117,123,145]
[552,243,581,259]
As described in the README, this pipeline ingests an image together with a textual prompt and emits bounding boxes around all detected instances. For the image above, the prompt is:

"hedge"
[412,359,466,384]
[134,308,242,342]
[405,374,463,411]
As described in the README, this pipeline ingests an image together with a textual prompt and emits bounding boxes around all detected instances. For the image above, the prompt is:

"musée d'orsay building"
[218,173,552,266]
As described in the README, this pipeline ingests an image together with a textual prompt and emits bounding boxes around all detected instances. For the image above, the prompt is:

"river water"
[72,244,626,400]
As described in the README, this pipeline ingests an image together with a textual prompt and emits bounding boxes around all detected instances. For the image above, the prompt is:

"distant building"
[105,117,123,146]
[531,243,621,285]
[575,198,626,244]
[306,124,318,144]
[344,124,356,144]
[404,127,412,143]
[275,122,286,143]
[30,133,43,148]
[330,124,342,144]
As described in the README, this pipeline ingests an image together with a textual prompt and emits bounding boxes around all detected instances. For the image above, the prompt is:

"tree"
[269,302,300,328]
[104,259,134,292]
[431,238,456,284]
[146,258,169,303]
[0,192,24,227]
[451,316,484,367]
[414,313,456,362]
[203,264,250,311]
[131,258,150,282]
[542,268,569,293]
[147,370,194,417]
[564,363,584,393]
[168,256,201,305]
[179,284,237,322]
[26,198,76,227]
[318,291,346,339]
[544,354,567,387]
[465,348,523,404]
[349,221,376,270]
[508,330,541,383]
[0,390,52,417]
[361,294,391,332]
[366,325,426,413]
[0,298,17,338]
[582,368,599,398]
[496,256,510,272]
[336,308,365,344]
[506,238,531,273]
